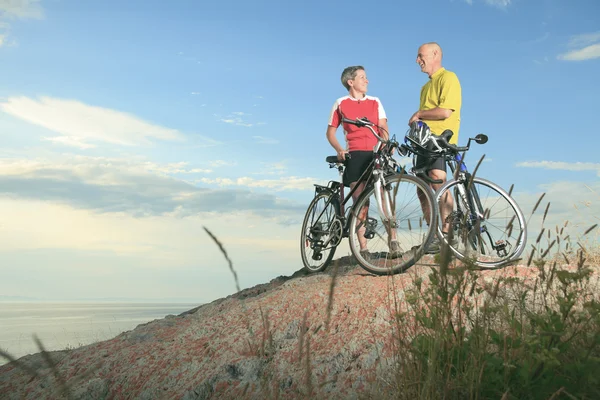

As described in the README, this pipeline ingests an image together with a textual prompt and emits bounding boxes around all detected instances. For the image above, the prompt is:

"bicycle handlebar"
[434,130,469,152]
[341,116,389,144]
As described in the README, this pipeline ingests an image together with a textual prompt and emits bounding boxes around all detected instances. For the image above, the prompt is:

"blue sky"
[0,0,598,302]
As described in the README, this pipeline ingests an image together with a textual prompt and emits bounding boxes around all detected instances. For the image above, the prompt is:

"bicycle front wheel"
[436,177,527,269]
[348,173,437,275]
[300,191,340,273]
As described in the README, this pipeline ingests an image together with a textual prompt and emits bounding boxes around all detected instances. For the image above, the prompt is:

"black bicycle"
[401,121,527,269]
[300,117,438,275]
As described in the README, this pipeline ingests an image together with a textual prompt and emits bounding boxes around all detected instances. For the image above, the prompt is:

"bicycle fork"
[456,179,509,257]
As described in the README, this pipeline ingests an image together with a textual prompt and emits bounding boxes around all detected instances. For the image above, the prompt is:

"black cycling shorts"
[343,151,374,187]
[415,153,447,173]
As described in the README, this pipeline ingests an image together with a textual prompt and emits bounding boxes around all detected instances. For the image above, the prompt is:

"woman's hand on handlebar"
[337,149,349,161]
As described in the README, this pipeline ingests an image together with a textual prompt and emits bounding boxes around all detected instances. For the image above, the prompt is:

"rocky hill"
[1,253,598,399]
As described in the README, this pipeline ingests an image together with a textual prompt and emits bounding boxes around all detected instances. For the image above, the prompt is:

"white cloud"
[208,160,237,168]
[0,156,210,184]
[557,31,600,61]
[253,135,279,145]
[220,116,253,127]
[199,176,323,191]
[462,0,510,8]
[42,136,96,149]
[0,0,43,19]
[516,161,600,176]
[0,155,305,219]
[485,0,510,8]
[568,31,600,48]
[0,197,298,256]
[0,0,43,47]
[0,196,304,303]
[0,96,187,148]
[557,44,600,61]
[217,111,259,127]
[254,161,288,175]
[512,181,600,243]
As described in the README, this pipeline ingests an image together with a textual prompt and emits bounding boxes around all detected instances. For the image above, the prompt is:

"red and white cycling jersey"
[328,95,387,152]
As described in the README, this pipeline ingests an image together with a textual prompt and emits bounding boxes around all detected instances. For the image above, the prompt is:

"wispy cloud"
[218,112,255,127]
[568,31,600,48]
[221,117,253,127]
[525,32,550,46]
[0,96,186,148]
[0,0,43,47]
[558,44,600,61]
[516,160,600,176]
[485,0,510,8]
[558,31,600,61]
[0,0,43,19]
[462,0,511,8]
[253,135,279,145]
[208,160,237,168]
[254,162,287,175]
[199,176,323,191]
[0,156,304,218]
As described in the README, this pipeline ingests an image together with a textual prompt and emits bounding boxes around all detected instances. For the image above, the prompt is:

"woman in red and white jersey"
[325,65,390,255]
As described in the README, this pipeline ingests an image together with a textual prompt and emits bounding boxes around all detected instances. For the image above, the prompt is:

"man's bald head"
[420,42,442,59]
[416,42,443,77]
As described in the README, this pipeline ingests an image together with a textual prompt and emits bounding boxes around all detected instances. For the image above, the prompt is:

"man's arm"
[408,108,452,125]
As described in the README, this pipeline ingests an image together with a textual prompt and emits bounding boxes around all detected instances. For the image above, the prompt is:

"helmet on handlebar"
[407,121,432,148]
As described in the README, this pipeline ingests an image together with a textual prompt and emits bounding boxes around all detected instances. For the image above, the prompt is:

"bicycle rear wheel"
[300,191,341,273]
[348,173,437,275]
[436,177,527,269]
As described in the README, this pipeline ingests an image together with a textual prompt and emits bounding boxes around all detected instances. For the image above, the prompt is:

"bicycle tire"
[348,173,437,275]
[300,191,340,273]
[436,177,527,269]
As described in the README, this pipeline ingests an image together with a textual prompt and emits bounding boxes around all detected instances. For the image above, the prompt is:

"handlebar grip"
[341,116,374,127]
[436,130,468,152]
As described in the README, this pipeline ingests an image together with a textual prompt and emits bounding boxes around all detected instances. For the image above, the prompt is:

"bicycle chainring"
[330,218,344,247]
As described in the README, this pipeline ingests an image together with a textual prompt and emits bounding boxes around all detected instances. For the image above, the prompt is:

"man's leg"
[429,168,453,233]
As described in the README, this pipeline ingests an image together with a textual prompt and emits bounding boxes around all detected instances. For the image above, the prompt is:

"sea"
[0,302,199,366]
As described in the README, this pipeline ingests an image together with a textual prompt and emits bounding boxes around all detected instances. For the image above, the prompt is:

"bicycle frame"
[309,128,398,251]
[444,152,511,257]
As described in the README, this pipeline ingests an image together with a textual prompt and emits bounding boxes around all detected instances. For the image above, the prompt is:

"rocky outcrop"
[0,255,596,399]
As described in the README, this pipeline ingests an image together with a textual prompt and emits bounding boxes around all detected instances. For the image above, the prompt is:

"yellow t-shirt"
[419,67,462,144]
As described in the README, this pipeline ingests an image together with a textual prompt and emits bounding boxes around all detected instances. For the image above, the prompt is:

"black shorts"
[343,151,374,187]
[415,153,447,173]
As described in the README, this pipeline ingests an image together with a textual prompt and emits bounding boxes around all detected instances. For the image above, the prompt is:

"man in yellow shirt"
[408,42,462,253]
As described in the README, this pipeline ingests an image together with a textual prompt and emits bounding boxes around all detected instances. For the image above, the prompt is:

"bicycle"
[400,121,527,269]
[300,117,438,275]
